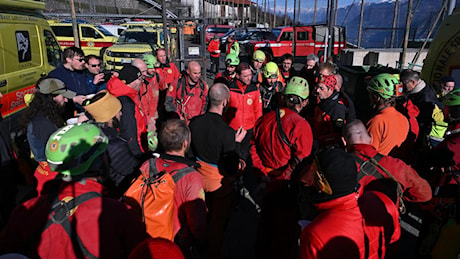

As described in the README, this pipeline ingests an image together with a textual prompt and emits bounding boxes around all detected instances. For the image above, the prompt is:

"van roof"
[0,0,45,11]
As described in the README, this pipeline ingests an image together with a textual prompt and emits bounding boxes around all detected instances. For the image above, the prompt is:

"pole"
[274,0,276,28]
[162,0,169,58]
[297,0,300,23]
[313,0,317,25]
[70,0,80,48]
[293,0,296,55]
[390,0,399,48]
[264,0,267,27]
[410,0,447,68]
[256,0,259,25]
[327,0,336,59]
[357,0,364,48]
[400,0,413,69]
[284,0,287,26]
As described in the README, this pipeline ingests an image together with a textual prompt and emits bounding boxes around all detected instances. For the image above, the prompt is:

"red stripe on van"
[0,85,35,117]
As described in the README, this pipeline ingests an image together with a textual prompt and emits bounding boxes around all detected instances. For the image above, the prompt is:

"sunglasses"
[89,64,100,68]
[75,58,85,62]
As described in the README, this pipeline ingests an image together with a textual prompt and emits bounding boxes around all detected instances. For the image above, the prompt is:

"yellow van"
[103,27,169,70]
[0,0,62,118]
[48,20,118,57]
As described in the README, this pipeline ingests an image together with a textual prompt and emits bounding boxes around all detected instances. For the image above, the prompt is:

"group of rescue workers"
[0,35,458,258]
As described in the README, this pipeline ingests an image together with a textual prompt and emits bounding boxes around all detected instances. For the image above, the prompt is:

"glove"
[147,131,158,152]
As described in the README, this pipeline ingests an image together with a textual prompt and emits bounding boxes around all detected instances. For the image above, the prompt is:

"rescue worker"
[259,62,284,113]
[0,123,149,258]
[400,69,447,148]
[299,53,320,119]
[251,50,266,85]
[107,64,147,158]
[134,56,161,135]
[312,74,347,147]
[189,83,247,258]
[128,119,208,258]
[226,35,240,56]
[214,53,239,86]
[207,34,221,76]
[164,61,209,124]
[343,119,432,203]
[366,73,410,155]
[251,76,314,258]
[155,48,181,119]
[300,147,365,259]
[223,62,263,160]
[279,53,297,83]
[82,90,142,194]
[438,75,456,98]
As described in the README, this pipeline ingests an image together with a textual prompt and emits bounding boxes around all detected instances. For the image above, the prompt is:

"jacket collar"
[314,193,359,212]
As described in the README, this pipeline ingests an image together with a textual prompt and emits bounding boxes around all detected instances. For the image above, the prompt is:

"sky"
[258,0,389,11]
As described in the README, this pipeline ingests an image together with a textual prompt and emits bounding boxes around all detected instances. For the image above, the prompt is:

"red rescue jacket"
[207,39,220,58]
[250,108,313,180]
[223,79,263,131]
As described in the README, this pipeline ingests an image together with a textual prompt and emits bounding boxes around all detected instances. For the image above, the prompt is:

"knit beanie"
[83,90,121,123]
[318,75,337,90]
[312,147,359,202]
[118,64,142,84]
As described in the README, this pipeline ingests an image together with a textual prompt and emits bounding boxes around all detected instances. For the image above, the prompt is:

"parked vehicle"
[205,24,234,43]
[244,25,346,61]
[219,28,270,52]
[0,0,62,118]
[99,24,127,37]
[103,27,171,70]
[49,20,118,57]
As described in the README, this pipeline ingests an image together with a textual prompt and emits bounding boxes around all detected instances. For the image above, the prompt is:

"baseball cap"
[118,64,142,84]
[37,78,76,99]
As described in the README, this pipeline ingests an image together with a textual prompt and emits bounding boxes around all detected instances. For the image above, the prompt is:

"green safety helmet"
[367,73,400,99]
[284,76,309,99]
[253,50,266,62]
[142,54,157,69]
[46,123,109,176]
[263,62,279,79]
[225,53,240,66]
[442,88,460,107]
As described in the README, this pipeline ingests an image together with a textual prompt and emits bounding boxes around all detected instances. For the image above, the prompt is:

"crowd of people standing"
[0,39,458,258]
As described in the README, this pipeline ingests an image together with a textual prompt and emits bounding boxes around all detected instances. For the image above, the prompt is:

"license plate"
[121,59,131,63]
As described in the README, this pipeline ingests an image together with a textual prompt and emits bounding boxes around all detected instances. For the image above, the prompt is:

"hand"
[235,126,247,143]
[77,113,89,123]
[94,73,105,84]
[72,95,86,105]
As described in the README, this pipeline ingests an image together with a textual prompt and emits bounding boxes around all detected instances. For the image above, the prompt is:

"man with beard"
[214,53,239,86]
[279,53,297,83]
[189,83,246,258]
[165,61,208,124]
[22,78,80,194]
[259,62,284,113]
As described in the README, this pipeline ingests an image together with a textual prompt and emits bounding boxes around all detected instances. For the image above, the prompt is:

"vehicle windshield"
[117,31,158,44]
[222,29,235,38]
[96,25,114,36]
[271,29,282,39]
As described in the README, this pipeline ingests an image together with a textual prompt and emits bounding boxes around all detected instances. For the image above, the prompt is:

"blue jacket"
[48,64,91,95]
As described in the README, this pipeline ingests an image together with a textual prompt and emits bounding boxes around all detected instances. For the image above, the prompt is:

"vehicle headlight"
[105,50,112,56]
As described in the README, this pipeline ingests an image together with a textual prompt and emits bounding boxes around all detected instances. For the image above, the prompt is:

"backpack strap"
[171,167,196,183]
[351,151,406,214]
[44,191,101,259]
[275,107,292,148]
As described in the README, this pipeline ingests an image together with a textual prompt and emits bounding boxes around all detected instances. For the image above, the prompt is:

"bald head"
[188,61,201,71]
[132,59,147,77]
[342,119,372,146]
[187,61,202,84]
[335,74,343,91]
[209,83,230,107]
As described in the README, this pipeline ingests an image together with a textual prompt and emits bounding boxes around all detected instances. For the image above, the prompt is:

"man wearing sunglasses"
[49,47,91,97]
[84,55,107,94]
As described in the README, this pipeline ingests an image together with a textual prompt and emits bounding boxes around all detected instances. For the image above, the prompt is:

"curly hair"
[21,92,65,130]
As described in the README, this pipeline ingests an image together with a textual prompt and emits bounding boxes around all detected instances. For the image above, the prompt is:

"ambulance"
[0,0,62,118]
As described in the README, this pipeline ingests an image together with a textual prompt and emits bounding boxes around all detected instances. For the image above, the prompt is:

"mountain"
[291,0,458,48]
